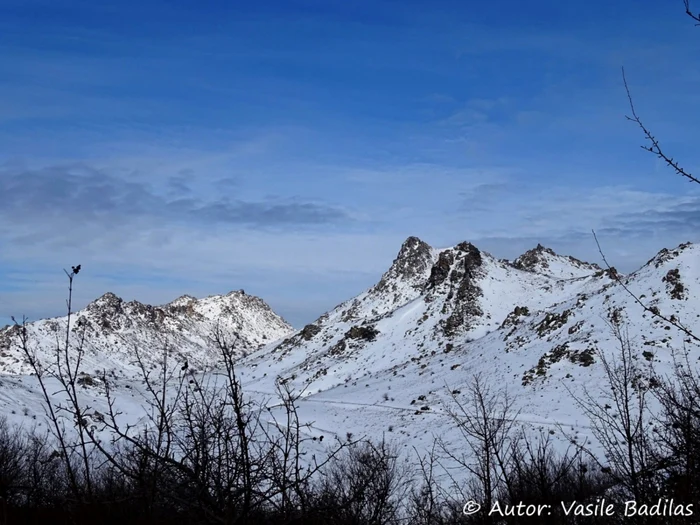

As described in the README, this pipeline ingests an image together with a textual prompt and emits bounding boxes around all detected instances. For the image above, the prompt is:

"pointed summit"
[91,291,121,303]
[513,245,557,272]
[534,243,555,254]
[374,236,433,293]
[397,236,430,257]
[169,294,197,305]
[513,244,600,280]
[643,241,694,269]
[86,292,124,312]
[328,236,436,322]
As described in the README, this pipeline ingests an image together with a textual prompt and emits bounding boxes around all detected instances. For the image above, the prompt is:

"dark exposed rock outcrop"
[373,236,433,294]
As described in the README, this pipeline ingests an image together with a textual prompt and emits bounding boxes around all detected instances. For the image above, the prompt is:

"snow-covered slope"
[0,290,294,377]
[1,236,699,473]
[231,237,700,459]
[243,239,614,390]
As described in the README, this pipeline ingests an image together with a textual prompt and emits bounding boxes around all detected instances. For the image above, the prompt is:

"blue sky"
[1,0,700,327]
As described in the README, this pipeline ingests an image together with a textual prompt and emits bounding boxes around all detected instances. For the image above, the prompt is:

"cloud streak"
[1,0,700,329]
[0,163,351,230]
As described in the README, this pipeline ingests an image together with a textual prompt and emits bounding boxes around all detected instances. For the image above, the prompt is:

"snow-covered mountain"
[229,237,699,457]
[244,237,613,388]
[0,236,698,469]
[0,289,294,377]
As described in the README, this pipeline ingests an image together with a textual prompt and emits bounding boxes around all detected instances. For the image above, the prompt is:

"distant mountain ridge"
[0,289,294,376]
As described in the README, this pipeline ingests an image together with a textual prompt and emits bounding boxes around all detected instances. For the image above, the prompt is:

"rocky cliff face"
[374,236,434,293]
[425,242,486,336]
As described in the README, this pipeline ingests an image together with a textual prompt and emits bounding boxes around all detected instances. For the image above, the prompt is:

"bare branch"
[593,230,700,344]
[685,0,700,24]
[622,67,700,185]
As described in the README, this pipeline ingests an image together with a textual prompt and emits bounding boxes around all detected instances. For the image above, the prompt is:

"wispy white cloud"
[2,0,700,329]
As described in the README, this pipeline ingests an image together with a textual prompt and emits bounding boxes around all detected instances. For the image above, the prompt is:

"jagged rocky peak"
[512,244,600,279]
[85,292,126,315]
[427,241,483,289]
[373,236,433,291]
[645,242,694,269]
[454,241,483,268]
[0,286,294,376]
[89,291,122,305]
[392,236,433,278]
[222,289,281,313]
[83,292,173,330]
[512,244,557,272]
[398,235,431,257]
[80,292,130,331]
[169,294,197,306]
[166,294,198,316]
[427,251,453,288]
[423,241,485,336]
[331,236,435,322]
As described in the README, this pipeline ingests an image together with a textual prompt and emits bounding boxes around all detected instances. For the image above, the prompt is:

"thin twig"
[621,67,700,185]
[684,0,700,24]
[592,230,700,344]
